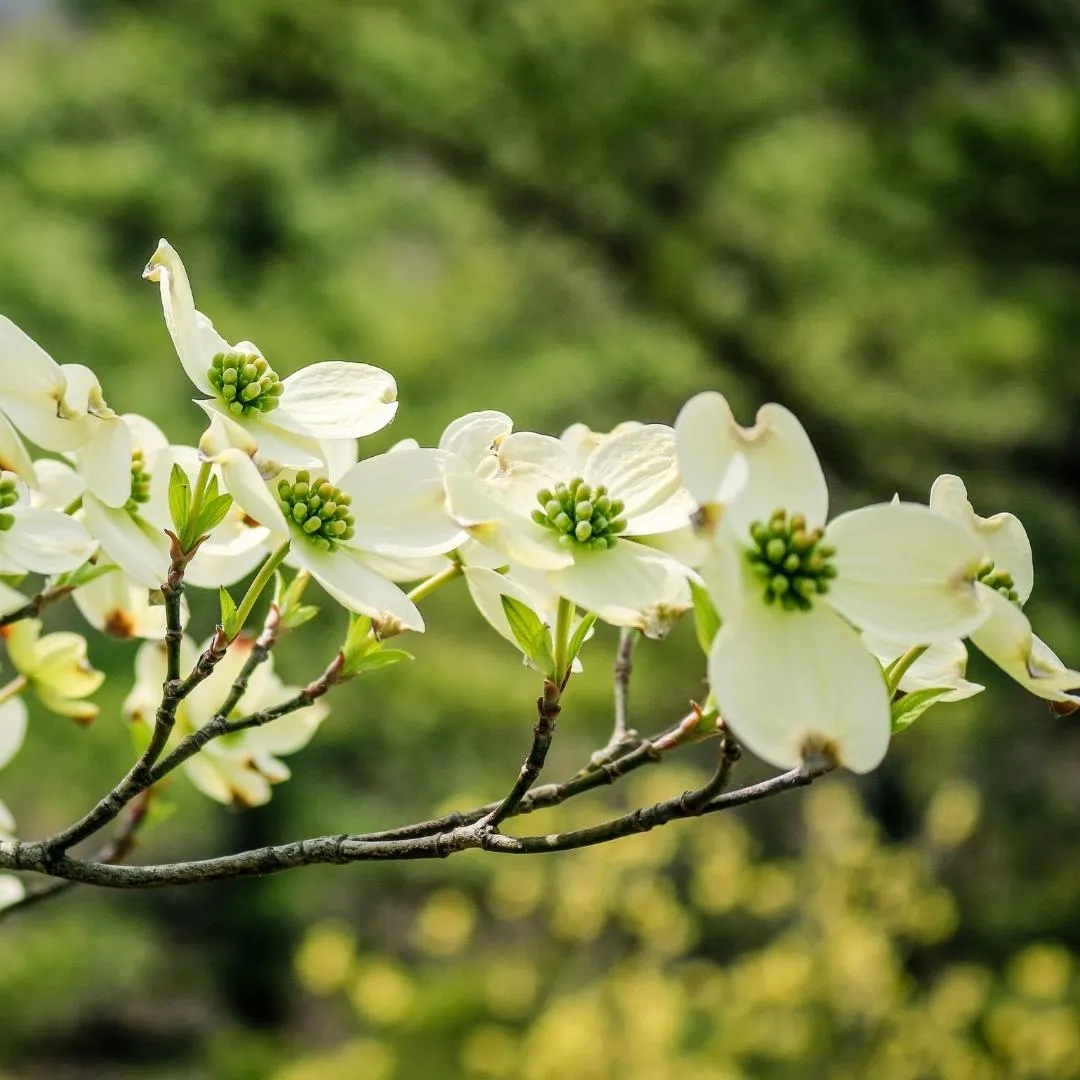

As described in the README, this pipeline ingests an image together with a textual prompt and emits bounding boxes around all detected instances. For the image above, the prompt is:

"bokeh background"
[3,1,1080,1077]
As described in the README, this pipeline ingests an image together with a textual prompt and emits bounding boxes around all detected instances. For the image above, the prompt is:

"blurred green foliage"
[2,0,1080,1076]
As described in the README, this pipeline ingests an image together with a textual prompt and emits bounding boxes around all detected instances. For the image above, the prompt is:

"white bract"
[675,392,989,774]
[144,240,399,470]
[930,475,1080,705]
[124,635,328,806]
[865,634,984,702]
[0,471,97,576]
[445,424,696,633]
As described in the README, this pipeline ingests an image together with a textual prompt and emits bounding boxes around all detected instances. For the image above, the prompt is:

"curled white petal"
[970,586,1080,703]
[143,239,224,395]
[584,425,683,521]
[709,600,891,774]
[826,502,987,644]
[547,542,691,635]
[273,361,399,439]
[198,400,324,471]
[865,634,984,703]
[290,543,424,631]
[676,393,826,534]
[82,496,170,590]
[0,507,97,574]
[440,411,513,469]
[338,448,465,558]
[930,474,1034,604]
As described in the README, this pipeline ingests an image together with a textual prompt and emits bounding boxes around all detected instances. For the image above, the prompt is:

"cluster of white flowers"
[0,238,1077,861]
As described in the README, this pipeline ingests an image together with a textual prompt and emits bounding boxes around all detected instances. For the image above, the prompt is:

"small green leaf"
[500,595,555,675]
[53,560,118,591]
[196,493,234,535]
[219,586,240,639]
[349,648,414,674]
[891,687,952,733]
[689,580,721,656]
[167,464,191,535]
[283,604,319,630]
[567,612,598,668]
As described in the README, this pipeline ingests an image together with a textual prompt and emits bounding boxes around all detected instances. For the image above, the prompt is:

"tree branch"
[0,761,831,889]
[0,583,74,630]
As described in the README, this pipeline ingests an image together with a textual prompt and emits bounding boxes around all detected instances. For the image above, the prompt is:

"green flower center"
[126,449,152,514]
[747,509,836,612]
[531,478,627,551]
[207,350,285,419]
[0,477,17,532]
[277,471,355,552]
[976,558,1020,605]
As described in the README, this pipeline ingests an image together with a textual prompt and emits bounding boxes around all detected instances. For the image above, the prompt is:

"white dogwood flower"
[930,474,1080,705]
[209,443,465,632]
[144,239,399,469]
[123,635,328,807]
[675,392,988,774]
[0,471,97,576]
[445,424,697,631]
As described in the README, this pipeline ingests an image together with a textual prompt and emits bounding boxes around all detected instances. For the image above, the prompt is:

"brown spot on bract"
[104,609,137,639]
[241,514,262,529]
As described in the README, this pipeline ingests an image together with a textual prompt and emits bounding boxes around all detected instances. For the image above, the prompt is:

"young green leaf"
[348,648,414,674]
[167,463,191,535]
[219,586,241,640]
[500,594,556,675]
[196,493,234,536]
[891,687,952,733]
[566,612,598,669]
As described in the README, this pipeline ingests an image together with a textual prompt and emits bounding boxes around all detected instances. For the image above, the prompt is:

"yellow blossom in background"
[1,619,103,724]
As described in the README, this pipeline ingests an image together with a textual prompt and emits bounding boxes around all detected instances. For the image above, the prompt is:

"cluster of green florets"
[125,450,152,513]
[0,477,17,532]
[277,471,355,552]
[531,478,628,551]
[747,509,837,612]
[976,558,1020,605]
[207,350,285,419]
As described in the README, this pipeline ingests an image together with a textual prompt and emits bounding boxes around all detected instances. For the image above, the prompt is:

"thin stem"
[552,596,575,684]
[232,541,290,635]
[886,645,929,697]
[41,542,226,855]
[407,561,462,603]
[0,675,28,707]
[612,627,637,743]
[479,680,562,831]
[0,584,75,630]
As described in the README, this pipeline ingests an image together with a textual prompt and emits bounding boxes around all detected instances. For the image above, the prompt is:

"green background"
[2,1,1080,1077]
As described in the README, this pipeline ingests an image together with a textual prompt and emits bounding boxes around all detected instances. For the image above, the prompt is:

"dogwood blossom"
[144,240,399,469]
[207,441,465,632]
[445,424,697,632]
[929,475,1080,705]
[123,635,328,806]
[675,392,989,774]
